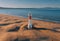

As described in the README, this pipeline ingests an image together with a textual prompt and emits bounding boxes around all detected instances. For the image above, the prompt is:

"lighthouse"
[28,12,32,29]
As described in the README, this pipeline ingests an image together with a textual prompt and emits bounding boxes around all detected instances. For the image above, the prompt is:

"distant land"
[0,7,60,10]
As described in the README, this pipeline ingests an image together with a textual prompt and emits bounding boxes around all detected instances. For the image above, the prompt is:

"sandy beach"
[0,14,60,41]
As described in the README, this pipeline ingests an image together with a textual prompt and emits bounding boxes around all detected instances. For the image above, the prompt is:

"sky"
[0,0,60,8]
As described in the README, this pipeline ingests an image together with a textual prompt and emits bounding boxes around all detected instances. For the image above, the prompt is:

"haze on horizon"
[0,0,60,8]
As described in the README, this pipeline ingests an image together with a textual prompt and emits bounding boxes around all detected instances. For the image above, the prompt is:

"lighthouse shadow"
[31,25,49,30]
[25,25,49,30]
[31,25,60,33]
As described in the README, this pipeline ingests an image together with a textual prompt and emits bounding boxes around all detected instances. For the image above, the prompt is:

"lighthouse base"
[28,24,32,30]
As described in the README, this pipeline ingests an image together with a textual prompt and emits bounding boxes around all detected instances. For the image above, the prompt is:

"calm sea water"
[0,8,60,23]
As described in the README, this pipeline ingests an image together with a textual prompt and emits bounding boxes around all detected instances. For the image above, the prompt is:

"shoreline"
[1,14,60,24]
[0,14,60,28]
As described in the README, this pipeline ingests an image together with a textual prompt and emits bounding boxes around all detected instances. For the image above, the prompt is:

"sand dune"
[0,14,60,41]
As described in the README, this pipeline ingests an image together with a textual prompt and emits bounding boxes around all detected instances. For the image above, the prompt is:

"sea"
[0,8,60,23]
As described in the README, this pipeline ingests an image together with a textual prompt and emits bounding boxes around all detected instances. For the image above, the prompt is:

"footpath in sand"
[0,14,60,41]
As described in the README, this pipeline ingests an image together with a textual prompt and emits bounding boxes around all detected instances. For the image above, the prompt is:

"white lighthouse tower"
[28,12,32,29]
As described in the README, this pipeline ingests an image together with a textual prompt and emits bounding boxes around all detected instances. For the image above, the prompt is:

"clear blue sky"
[0,0,60,8]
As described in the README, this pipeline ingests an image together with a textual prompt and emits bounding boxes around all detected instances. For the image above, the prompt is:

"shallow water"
[0,8,60,22]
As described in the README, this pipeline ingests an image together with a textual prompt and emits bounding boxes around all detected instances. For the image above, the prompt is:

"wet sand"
[0,14,60,41]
